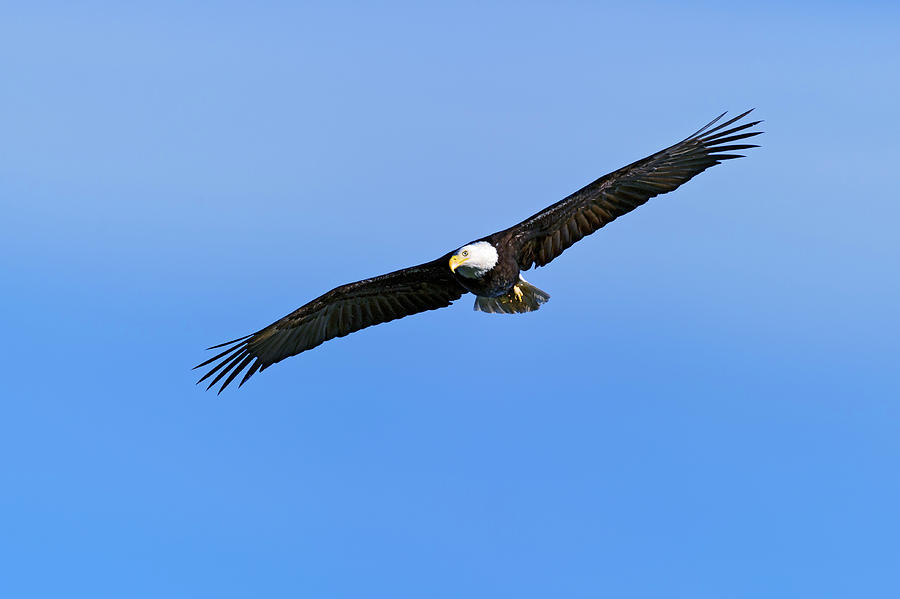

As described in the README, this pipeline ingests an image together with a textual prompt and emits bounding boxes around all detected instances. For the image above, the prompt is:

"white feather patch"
[455,241,498,279]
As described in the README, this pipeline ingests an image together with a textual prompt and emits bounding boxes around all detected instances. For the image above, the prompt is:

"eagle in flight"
[197,110,761,392]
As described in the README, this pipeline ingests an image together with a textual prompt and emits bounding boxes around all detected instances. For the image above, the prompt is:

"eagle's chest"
[453,260,519,298]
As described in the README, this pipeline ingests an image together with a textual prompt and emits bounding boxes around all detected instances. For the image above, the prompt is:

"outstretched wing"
[509,110,762,270]
[195,256,466,393]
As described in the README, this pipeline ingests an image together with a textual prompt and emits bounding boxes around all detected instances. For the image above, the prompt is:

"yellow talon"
[513,285,524,302]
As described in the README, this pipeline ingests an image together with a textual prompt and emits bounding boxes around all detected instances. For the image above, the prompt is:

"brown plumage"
[506,109,761,270]
[195,259,465,392]
[196,110,761,392]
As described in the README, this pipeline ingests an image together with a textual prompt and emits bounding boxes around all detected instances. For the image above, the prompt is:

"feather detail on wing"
[511,110,762,270]
[195,256,466,393]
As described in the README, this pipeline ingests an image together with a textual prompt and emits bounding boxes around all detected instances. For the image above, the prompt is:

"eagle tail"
[473,277,550,314]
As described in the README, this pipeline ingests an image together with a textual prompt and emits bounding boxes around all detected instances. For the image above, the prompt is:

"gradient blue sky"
[2,2,899,597]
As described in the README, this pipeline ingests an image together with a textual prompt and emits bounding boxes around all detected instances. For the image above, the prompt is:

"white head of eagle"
[448,241,498,279]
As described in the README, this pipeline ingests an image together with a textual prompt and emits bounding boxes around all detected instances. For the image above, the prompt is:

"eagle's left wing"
[507,110,762,270]
[195,255,466,393]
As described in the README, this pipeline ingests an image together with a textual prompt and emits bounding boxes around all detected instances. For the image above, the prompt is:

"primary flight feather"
[196,110,762,392]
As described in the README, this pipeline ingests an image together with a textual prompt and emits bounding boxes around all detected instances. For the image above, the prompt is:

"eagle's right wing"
[195,255,467,393]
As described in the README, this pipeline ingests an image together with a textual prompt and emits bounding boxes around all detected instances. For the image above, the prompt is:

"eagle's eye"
[462,250,469,257]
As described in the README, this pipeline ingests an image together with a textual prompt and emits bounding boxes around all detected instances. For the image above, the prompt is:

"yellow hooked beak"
[449,254,469,273]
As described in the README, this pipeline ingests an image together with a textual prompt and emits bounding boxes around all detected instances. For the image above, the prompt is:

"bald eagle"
[197,110,761,392]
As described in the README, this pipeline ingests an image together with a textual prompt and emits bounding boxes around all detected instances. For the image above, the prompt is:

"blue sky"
[2,1,899,597]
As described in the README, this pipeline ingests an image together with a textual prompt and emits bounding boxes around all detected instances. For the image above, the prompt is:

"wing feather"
[509,110,762,269]
[195,255,466,393]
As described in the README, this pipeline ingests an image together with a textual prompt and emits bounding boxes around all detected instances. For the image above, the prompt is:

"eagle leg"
[473,277,550,314]
[513,285,524,302]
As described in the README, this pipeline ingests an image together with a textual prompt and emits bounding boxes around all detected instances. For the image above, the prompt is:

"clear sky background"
[2,1,899,597]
